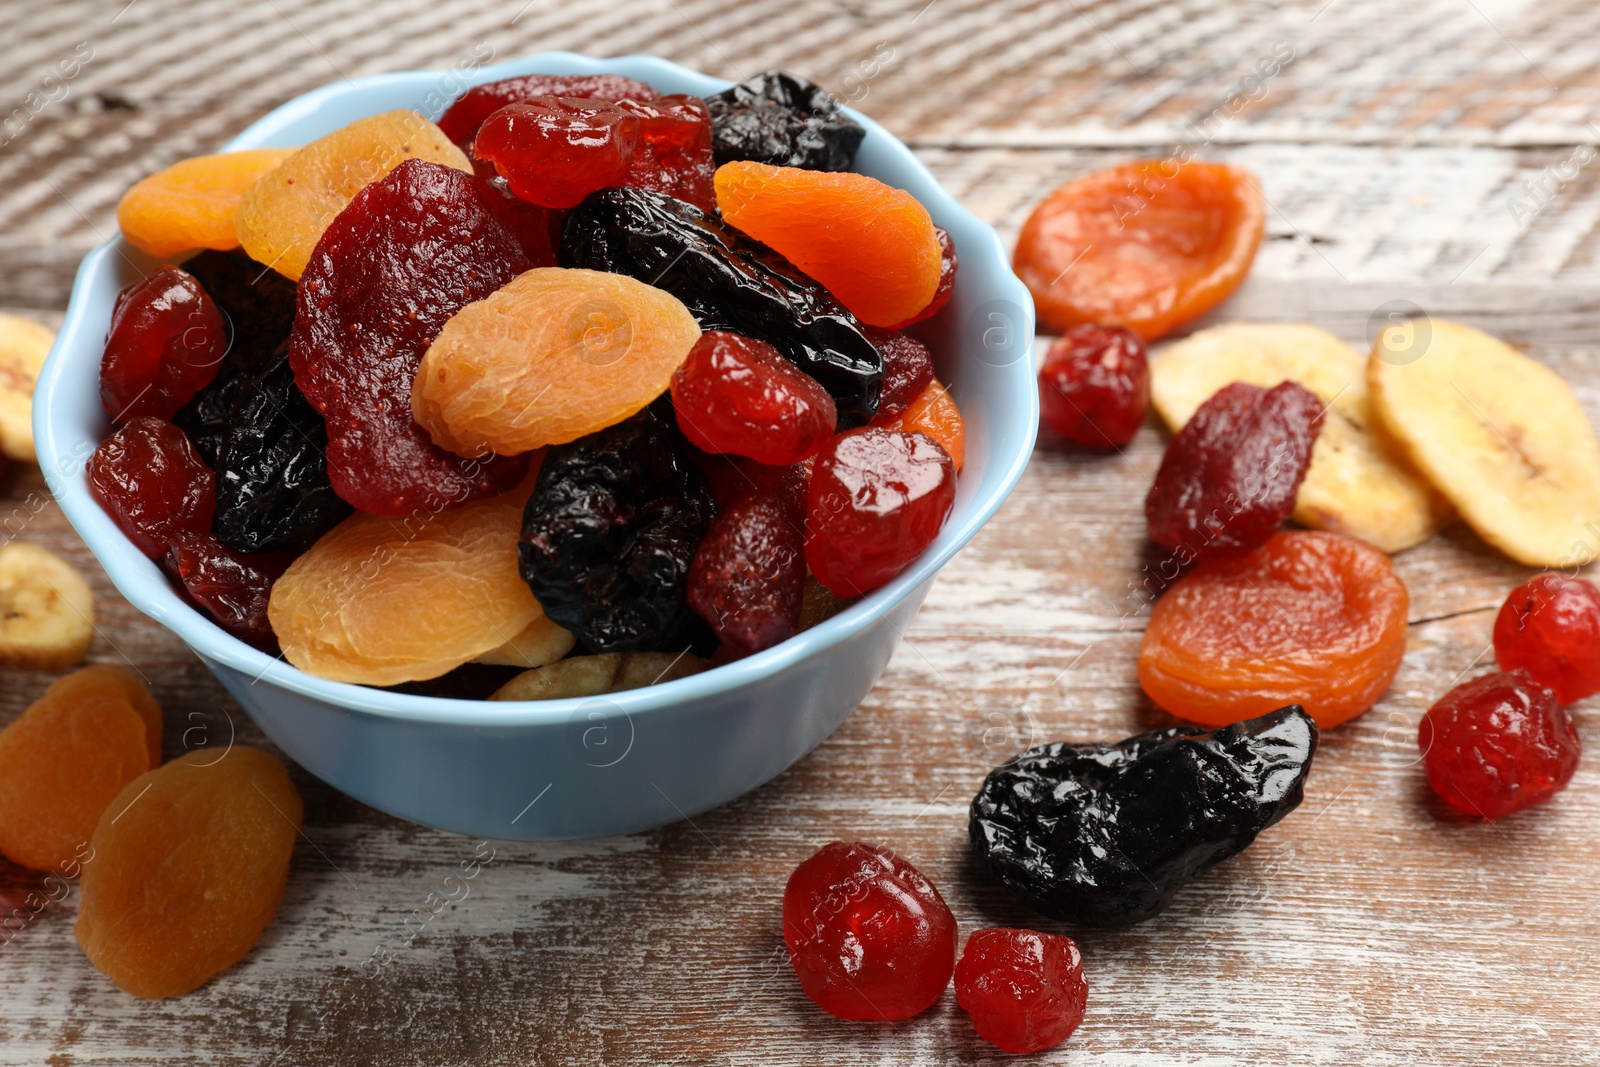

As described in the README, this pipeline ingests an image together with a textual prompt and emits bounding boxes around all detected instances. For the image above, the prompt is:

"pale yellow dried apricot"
[235,110,470,281]
[117,149,295,258]
[413,267,702,455]
[75,747,301,999]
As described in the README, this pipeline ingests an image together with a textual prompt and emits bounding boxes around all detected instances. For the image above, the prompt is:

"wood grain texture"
[3,1,1600,1064]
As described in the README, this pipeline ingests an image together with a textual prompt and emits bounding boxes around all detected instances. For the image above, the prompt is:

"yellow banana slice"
[1368,319,1600,567]
[0,542,94,671]
[474,613,576,669]
[1150,322,1453,553]
[0,313,56,462]
[490,652,711,701]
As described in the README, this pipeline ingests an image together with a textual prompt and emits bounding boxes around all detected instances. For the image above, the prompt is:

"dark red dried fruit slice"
[162,531,289,650]
[1039,323,1149,448]
[687,469,806,656]
[290,158,530,515]
[1145,380,1322,561]
[867,328,935,422]
[100,268,228,423]
[885,225,957,330]
[473,99,640,209]
[671,331,836,466]
[437,73,656,146]
[616,95,716,212]
[88,417,215,558]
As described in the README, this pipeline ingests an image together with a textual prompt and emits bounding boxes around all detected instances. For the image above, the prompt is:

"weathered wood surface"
[3,1,1599,1064]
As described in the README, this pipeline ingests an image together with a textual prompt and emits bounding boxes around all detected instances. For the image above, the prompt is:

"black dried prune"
[705,70,865,171]
[211,340,351,554]
[970,706,1318,927]
[562,187,883,425]
[520,406,716,654]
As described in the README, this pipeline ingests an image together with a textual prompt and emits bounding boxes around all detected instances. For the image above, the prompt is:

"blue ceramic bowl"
[36,53,1036,840]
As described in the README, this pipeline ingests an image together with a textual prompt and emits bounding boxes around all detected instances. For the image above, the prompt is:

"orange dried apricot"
[1014,161,1265,341]
[268,481,541,685]
[0,668,155,872]
[44,664,163,768]
[413,267,701,455]
[117,149,295,259]
[714,161,941,327]
[236,110,471,281]
[75,747,301,999]
[1138,531,1408,729]
[878,379,965,472]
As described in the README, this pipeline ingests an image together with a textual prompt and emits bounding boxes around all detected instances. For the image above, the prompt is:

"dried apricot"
[1139,531,1408,729]
[1014,161,1265,341]
[0,668,155,872]
[876,379,965,472]
[76,748,300,999]
[268,482,540,685]
[413,267,701,456]
[714,161,941,328]
[117,149,294,259]
[44,665,163,768]
[236,110,471,281]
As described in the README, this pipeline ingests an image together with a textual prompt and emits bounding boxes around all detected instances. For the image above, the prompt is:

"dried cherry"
[1419,669,1580,820]
[1492,574,1600,703]
[100,268,228,423]
[783,841,956,1021]
[971,706,1317,926]
[519,407,717,654]
[866,328,934,422]
[687,469,806,656]
[617,94,716,211]
[88,417,215,558]
[670,330,836,465]
[437,73,656,146]
[705,70,865,171]
[1145,380,1323,560]
[163,532,289,650]
[955,929,1087,1054]
[561,186,884,426]
[472,98,641,209]
[1039,323,1149,448]
[291,158,530,515]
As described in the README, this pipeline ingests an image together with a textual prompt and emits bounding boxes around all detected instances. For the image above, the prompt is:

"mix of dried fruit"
[92,68,964,691]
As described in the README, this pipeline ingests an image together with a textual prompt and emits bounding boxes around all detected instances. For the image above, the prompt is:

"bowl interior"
[34,52,1038,727]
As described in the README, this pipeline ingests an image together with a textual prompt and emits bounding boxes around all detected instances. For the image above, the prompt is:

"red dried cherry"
[687,470,805,656]
[885,225,957,330]
[163,532,289,650]
[783,841,957,1021]
[1039,323,1149,448]
[671,331,837,466]
[1419,669,1580,820]
[955,928,1087,1054]
[100,268,228,423]
[88,417,215,558]
[473,99,640,209]
[867,328,935,422]
[1145,380,1322,561]
[806,428,956,597]
[437,73,656,146]
[1493,574,1600,703]
[617,95,716,212]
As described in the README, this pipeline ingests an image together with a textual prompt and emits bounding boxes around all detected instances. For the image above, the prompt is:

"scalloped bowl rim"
[36,51,1037,730]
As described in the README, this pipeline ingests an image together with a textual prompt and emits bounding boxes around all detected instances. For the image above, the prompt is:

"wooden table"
[3,1,1598,1063]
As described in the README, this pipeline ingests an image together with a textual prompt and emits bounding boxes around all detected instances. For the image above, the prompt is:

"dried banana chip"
[0,313,56,462]
[0,542,94,671]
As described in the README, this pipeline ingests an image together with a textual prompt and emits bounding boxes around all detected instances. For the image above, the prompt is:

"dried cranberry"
[1039,323,1149,448]
[867,328,935,422]
[885,225,957,330]
[437,73,656,146]
[1419,669,1580,820]
[671,331,837,466]
[616,94,716,212]
[1493,574,1600,703]
[806,428,955,597]
[100,268,228,423]
[473,99,640,210]
[783,841,956,1021]
[88,417,215,558]
[1145,380,1322,561]
[688,470,806,656]
[291,159,531,515]
[162,531,289,650]
[955,928,1087,1054]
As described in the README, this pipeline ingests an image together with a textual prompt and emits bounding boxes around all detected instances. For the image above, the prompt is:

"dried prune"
[209,340,350,553]
[88,417,215,558]
[687,469,806,656]
[1039,324,1150,448]
[519,407,716,654]
[100,268,228,423]
[705,70,865,171]
[715,161,941,327]
[970,705,1318,927]
[163,532,289,650]
[76,747,301,999]
[562,186,883,425]
[617,95,716,212]
[1492,574,1600,703]
[437,73,657,146]
[670,330,836,465]
[117,149,294,259]
[1419,669,1580,820]
[291,158,531,515]
[783,841,956,1021]
[955,929,1087,1055]
[866,328,934,422]
[472,98,641,209]
[1145,380,1323,560]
